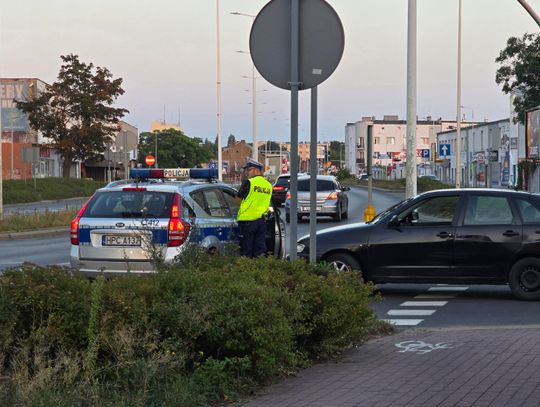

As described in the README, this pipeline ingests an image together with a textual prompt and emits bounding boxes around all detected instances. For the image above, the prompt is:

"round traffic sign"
[249,0,344,90]
[145,155,155,166]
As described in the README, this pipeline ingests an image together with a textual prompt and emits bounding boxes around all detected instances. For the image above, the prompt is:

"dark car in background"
[272,173,307,206]
[296,188,540,300]
[285,175,349,223]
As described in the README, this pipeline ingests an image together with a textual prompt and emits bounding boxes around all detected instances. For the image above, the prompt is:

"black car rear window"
[298,179,335,191]
[275,176,290,187]
[83,191,175,218]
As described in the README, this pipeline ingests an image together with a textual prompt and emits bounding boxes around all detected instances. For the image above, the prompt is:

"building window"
[374,137,380,145]
[421,137,429,145]
[386,137,395,145]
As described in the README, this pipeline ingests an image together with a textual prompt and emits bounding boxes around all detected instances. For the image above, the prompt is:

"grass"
[2,178,105,205]
[0,208,77,232]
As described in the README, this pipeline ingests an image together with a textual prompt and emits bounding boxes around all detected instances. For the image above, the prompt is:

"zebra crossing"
[382,284,469,327]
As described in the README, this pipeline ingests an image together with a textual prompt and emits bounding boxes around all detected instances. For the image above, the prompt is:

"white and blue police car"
[70,168,285,277]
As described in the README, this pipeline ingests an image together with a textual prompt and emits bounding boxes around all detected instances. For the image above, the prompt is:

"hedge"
[0,251,386,406]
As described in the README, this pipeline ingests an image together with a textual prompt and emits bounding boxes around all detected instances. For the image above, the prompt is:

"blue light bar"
[129,168,165,179]
[190,168,218,179]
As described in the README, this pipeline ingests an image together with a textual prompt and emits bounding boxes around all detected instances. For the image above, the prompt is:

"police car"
[70,168,285,277]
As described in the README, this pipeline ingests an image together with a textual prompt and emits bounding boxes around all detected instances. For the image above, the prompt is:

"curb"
[0,227,69,241]
[4,196,90,208]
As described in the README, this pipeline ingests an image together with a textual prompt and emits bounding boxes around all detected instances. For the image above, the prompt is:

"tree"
[258,141,280,154]
[329,141,344,166]
[496,33,540,124]
[138,129,213,168]
[15,54,128,177]
[227,134,237,146]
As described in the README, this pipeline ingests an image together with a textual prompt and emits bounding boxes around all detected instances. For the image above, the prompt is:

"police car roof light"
[129,168,165,179]
[189,168,218,180]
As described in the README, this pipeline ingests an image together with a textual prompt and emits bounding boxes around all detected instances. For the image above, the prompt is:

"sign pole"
[309,86,318,264]
[0,102,3,220]
[289,0,300,261]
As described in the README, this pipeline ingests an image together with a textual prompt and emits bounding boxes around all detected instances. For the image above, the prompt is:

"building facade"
[437,118,523,188]
[344,115,459,176]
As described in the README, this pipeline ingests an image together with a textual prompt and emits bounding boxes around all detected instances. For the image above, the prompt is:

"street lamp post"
[154,132,158,168]
[461,105,474,187]
[231,12,258,162]
[216,0,223,181]
[123,130,129,179]
[455,0,462,188]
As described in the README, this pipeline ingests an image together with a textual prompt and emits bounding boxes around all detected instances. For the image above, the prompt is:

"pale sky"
[1,0,539,143]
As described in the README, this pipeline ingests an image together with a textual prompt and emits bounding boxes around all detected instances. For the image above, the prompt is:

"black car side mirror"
[342,186,351,191]
[388,215,400,228]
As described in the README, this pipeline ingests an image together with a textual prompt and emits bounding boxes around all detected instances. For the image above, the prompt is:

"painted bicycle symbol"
[395,340,453,354]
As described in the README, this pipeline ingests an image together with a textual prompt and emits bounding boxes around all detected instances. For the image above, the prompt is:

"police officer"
[236,158,273,257]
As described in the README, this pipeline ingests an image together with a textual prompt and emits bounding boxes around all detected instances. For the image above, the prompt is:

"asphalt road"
[0,234,70,270]
[4,197,89,216]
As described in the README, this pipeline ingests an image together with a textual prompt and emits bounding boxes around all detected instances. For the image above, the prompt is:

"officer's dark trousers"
[238,218,267,258]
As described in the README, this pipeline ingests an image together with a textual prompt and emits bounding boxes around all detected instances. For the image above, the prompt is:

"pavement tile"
[241,327,540,407]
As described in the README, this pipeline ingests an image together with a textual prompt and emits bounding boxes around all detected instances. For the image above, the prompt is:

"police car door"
[190,188,237,252]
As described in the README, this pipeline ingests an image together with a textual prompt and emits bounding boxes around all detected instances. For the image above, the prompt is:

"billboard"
[0,80,32,132]
[526,106,540,159]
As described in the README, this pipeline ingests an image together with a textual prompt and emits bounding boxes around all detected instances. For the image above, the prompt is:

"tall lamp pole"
[216,0,223,181]
[406,0,417,198]
[517,0,540,26]
[231,12,258,162]
[456,0,462,188]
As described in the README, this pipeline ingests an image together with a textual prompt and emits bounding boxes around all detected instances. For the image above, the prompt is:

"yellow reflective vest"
[238,176,272,221]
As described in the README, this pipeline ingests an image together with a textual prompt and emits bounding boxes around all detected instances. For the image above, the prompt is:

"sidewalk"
[242,326,540,407]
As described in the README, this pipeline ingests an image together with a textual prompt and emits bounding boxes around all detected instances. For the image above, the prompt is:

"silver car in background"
[284,175,350,222]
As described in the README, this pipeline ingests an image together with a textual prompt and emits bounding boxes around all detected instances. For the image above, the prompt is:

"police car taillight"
[167,193,189,247]
[70,196,93,245]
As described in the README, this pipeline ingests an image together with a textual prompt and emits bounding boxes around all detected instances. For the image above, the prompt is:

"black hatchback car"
[296,189,540,300]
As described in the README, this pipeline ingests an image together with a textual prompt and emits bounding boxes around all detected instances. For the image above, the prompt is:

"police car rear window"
[298,179,335,191]
[83,191,175,218]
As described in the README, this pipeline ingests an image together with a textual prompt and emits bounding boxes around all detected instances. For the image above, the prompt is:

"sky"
[1,0,539,144]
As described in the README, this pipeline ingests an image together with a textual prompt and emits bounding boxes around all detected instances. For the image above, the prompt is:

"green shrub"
[0,253,382,406]
[3,178,105,205]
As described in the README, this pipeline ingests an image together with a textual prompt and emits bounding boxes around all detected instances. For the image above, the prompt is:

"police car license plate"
[102,235,142,247]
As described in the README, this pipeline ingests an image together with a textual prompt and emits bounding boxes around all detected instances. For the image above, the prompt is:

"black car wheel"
[286,212,290,223]
[509,257,540,300]
[327,253,361,273]
[342,205,348,219]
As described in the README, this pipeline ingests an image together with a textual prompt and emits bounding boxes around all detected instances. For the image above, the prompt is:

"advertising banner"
[0,81,30,132]
[526,106,540,159]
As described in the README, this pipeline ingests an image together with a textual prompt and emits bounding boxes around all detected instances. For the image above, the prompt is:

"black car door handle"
[437,231,453,238]
[502,230,519,237]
